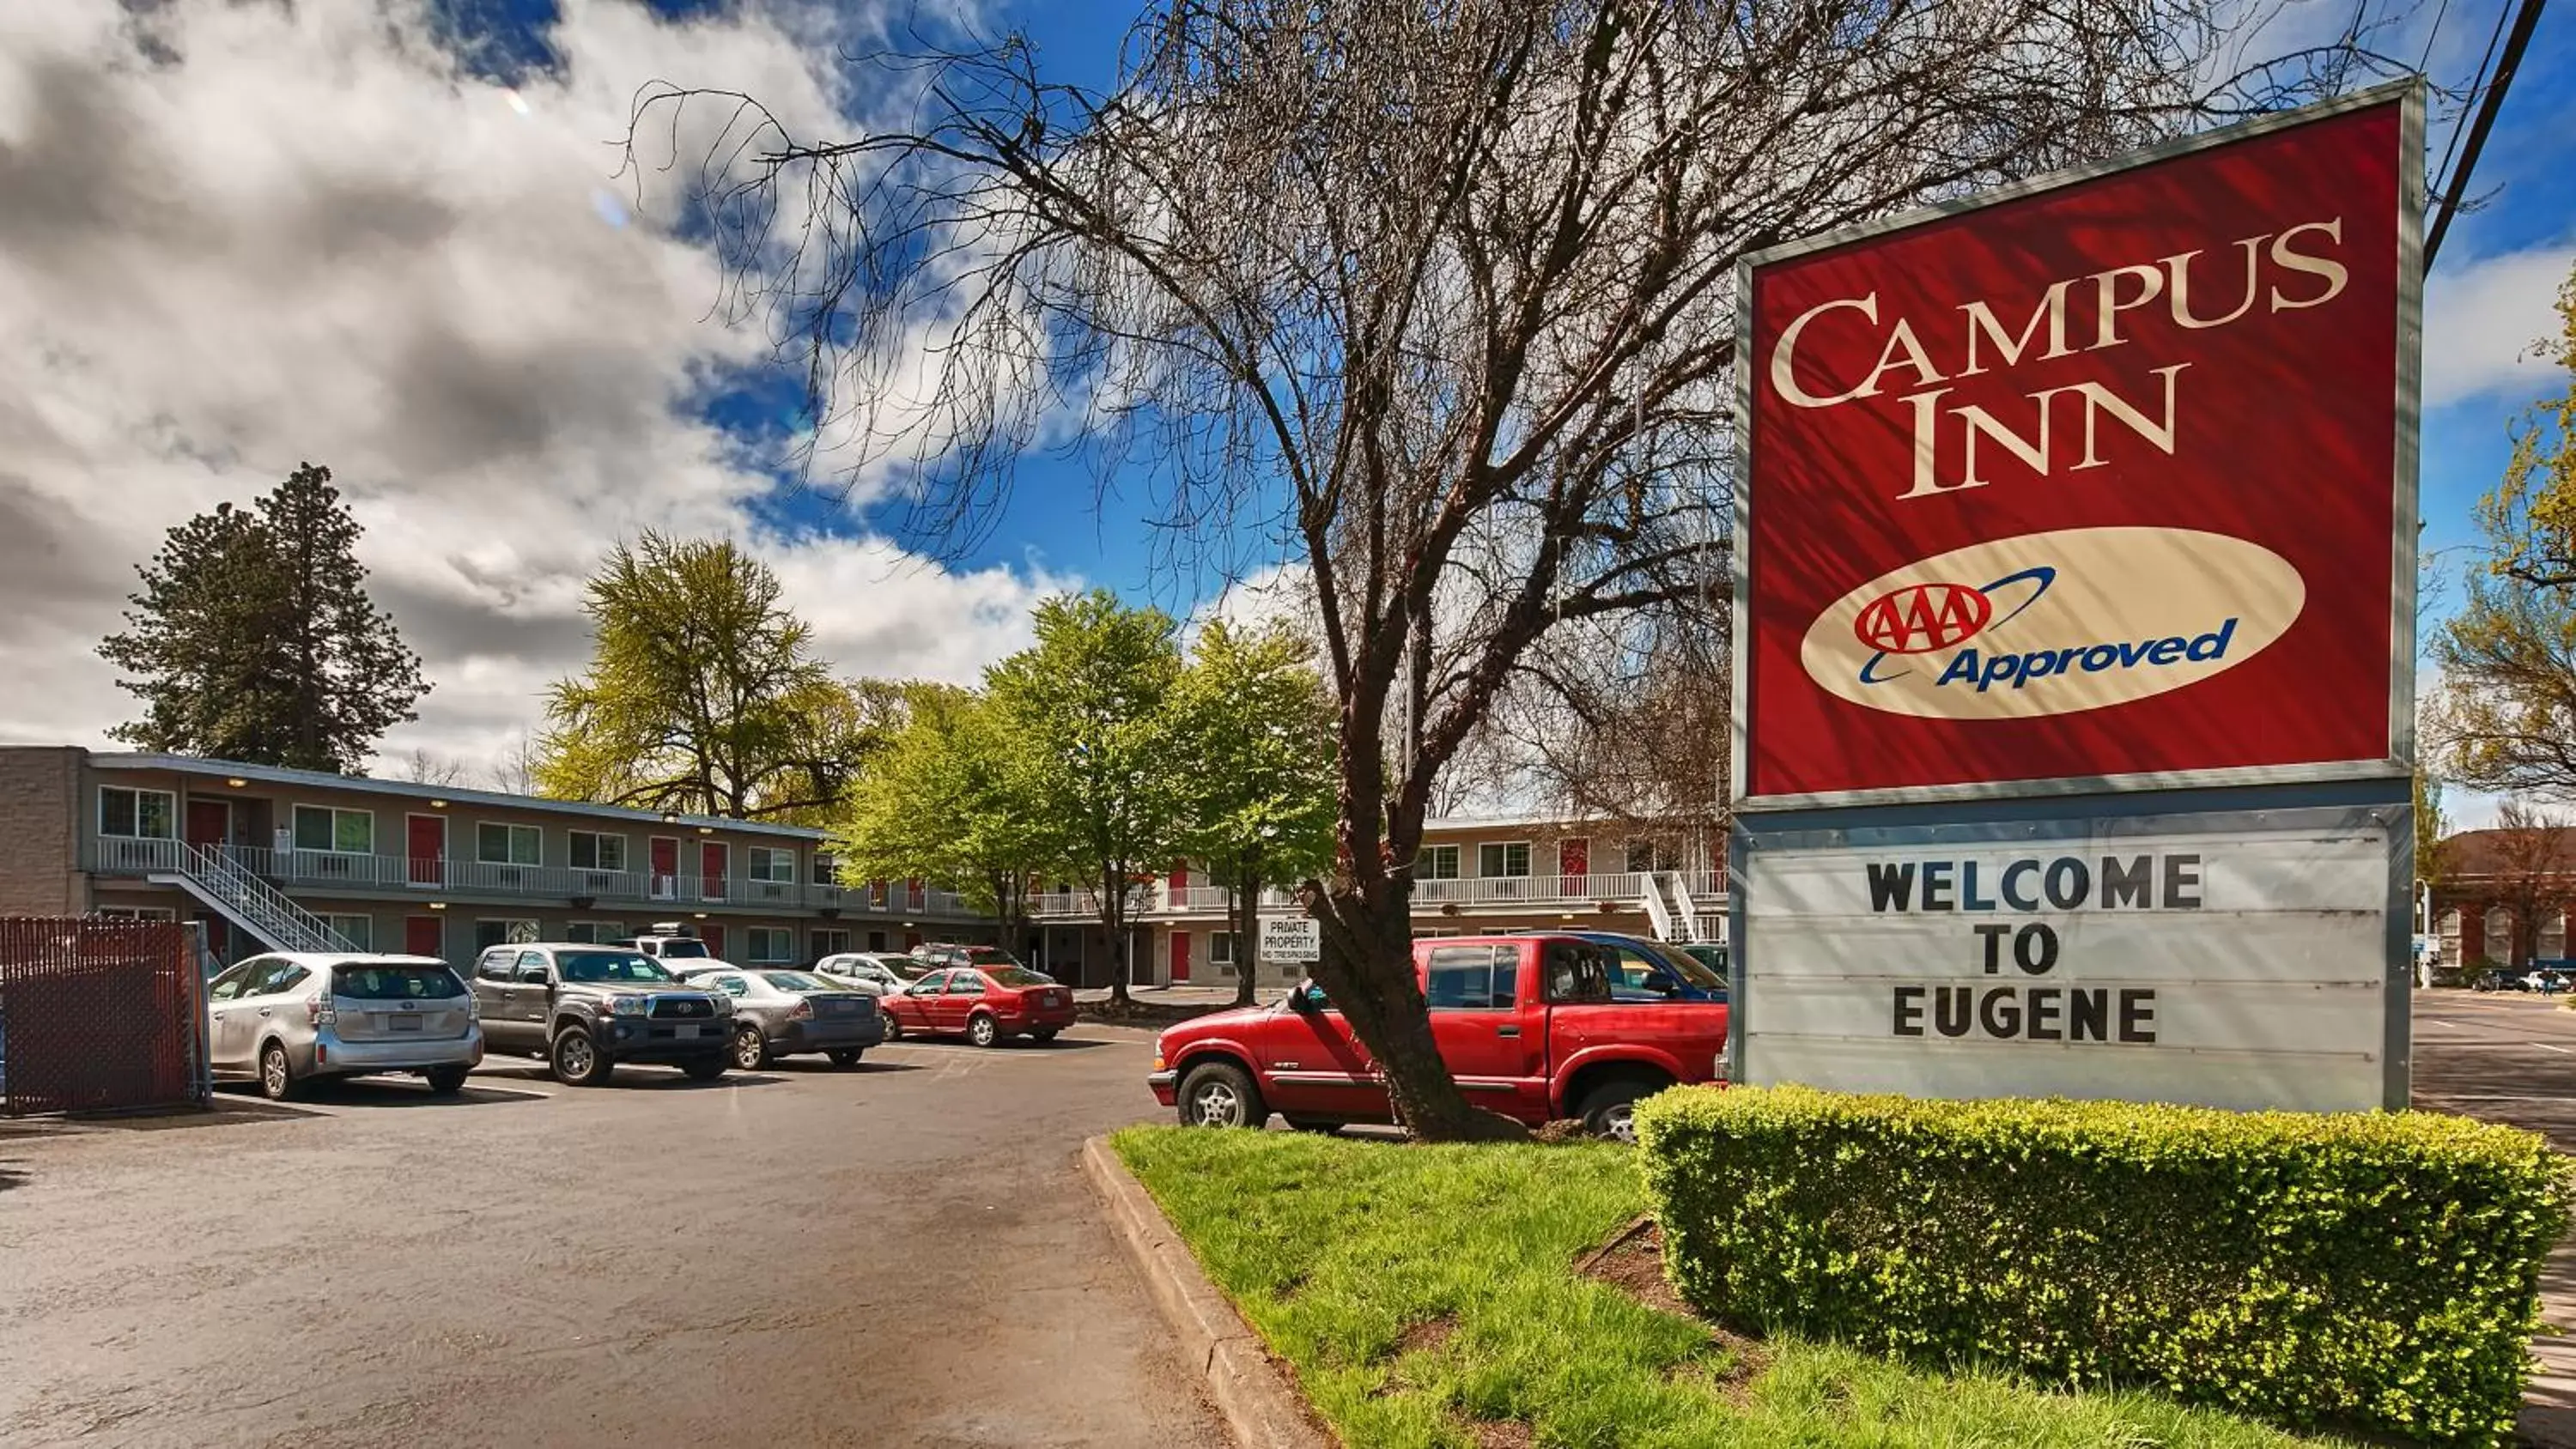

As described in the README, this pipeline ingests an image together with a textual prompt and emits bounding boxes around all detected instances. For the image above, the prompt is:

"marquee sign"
[1735,808,2404,1113]
[1734,85,2420,806]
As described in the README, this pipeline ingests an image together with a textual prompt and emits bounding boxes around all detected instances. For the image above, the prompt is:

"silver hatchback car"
[675,965,884,1069]
[207,953,483,1100]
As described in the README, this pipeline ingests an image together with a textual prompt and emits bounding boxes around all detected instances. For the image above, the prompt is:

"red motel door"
[702,923,725,957]
[185,800,229,851]
[651,837,679,898]
[405,916,443,958]
[1170,931,1192,983]
[1560,837,1589,878]
[407,815,446,886]
[701,842,727,900]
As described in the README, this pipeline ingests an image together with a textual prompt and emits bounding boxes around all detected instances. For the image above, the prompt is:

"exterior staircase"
[149,843,359,954]
[1641,871,1700,944]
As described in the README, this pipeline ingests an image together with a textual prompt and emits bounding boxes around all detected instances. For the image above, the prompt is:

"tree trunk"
[1232,867,1260,1008]
[1309,878,1522,1142]
[1102,865,1132,1006]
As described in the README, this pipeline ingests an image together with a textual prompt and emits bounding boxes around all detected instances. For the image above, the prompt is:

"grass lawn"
[1113,1126,2349,1449]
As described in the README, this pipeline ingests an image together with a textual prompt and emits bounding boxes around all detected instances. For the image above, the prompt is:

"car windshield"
[987,967,1054,987]
[889,960,930,979]
[762,971,827,991]
[1637,943,1726,990]
[965,947,1019,966]
[656,940,711,960]
[331,964,465,1000]
[558,951,671,984]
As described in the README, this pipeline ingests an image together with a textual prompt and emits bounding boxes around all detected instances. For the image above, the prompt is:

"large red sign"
[1739,91,2415,803]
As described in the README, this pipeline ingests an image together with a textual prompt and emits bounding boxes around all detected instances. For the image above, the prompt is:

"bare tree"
[396,748,469,786]
[487,732,538,798]
[2484,800,2574,969]
[633,1,2373,1138]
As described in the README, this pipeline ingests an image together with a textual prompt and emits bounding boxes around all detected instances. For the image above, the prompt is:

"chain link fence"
[0,917,210,1117]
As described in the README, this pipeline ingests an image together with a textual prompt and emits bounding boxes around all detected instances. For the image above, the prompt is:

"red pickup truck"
[1145,933,1729,1140]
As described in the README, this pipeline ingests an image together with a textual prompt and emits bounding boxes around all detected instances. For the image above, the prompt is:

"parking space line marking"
[2534,1042,2576,1056]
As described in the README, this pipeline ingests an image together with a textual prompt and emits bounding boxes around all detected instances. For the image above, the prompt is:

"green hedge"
[1635,1086,2573,1446]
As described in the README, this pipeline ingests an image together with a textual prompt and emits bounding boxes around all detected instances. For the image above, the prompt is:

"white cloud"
[0,0,1057,776]
[2424,243,2574,408]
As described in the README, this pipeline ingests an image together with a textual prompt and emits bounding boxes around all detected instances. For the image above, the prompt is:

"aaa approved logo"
[1799,527,2306,719]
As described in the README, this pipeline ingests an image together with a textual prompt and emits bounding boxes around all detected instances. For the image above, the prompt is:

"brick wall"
[0,746,88,914]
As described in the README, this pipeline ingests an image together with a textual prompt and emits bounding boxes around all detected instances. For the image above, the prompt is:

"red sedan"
[880,966,1076,1047]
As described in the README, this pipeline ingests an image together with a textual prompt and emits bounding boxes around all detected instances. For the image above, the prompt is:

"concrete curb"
[1080,1136,1335,1449]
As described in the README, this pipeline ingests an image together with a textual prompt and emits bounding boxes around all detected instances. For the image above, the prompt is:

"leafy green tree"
[536,532,893,821]
[100,463,427,773]
[2431,264,2576,802]
[987,591,1188,1005]
[1171,621,1338,1005]
[836,683,1054,951]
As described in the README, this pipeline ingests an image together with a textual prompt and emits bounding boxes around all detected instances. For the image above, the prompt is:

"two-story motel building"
[0,747,993,970]
[0,746,1725,987]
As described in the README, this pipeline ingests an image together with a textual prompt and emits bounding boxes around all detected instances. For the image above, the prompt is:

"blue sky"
[428,0,2576,602]
[0,0,2567,787]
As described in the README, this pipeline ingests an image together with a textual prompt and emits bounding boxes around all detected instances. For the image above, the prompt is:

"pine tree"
[100,464,428,773]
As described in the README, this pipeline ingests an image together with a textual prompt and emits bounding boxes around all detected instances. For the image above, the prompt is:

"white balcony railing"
[83,841,980,915]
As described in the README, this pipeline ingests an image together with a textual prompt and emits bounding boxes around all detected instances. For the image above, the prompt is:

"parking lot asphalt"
[0,1028,1220,1449]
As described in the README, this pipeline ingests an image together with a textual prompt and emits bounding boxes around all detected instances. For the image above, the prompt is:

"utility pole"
[2425,0,2551,265]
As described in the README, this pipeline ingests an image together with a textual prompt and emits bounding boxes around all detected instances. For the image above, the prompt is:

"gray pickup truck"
[469,942,734,1086]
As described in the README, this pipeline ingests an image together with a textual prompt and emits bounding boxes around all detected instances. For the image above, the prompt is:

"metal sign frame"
[1728,81,2425,812]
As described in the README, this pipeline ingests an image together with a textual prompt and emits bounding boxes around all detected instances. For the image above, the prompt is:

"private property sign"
[1735,87,2417,806]
[1260,916,1321,965]
[1728,86,2421,1113]
[1737,809,2402,1113]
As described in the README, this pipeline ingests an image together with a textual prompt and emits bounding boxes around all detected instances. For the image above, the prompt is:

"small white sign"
[1741,821,2394,1113]
[1259,915,1321,965]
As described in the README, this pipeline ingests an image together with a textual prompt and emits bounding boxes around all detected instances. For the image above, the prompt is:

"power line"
[2431,0,2515,197]
[2426,0,2550,265]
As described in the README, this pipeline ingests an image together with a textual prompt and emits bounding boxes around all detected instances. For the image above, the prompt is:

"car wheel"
[681,1055,729,1082]
[1031,1028,1061,1044]
[258,1040,297,1101]
[423,1066,469,1095]
[732,1024,770,1070]
[827,1048,864,1069]
[550,1027,612,1087]
[880,1009,905,1041]
[1177,1061,1262,1129]
[967,1012,999,1049]
[1577,1077,1666,1144]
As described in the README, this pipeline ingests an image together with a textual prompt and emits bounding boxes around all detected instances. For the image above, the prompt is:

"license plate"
[389,1016,422,1032]
[674,1024,704,1040]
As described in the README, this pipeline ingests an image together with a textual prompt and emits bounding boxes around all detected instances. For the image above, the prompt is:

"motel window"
[1625,840,1680,873]
[1419,845,1461,880]
[1211,931,1236,965]
[1477,842,1532,878]
[565,921,626,944]
[472,919,541,950]
[749,846,798,883]
[568,831,626,872]
[2485,907,2516,965]
[477,822,542,867]
[811,851,841,887]
[812,928,853,956]
[99,786,176,840]
[324,914,375,951]
[748,927,794,963]
[294,805,375,855]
